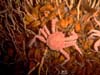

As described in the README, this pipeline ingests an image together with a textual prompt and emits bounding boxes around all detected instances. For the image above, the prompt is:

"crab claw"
[71,30,78,40]
[65,30,78,41]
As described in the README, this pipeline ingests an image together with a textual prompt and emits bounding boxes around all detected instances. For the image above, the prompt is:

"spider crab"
[29,18,82,62]
[88,29,100,52]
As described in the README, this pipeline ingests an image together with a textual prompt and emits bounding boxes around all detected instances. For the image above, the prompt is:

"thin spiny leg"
[30,0,33,5]
[88,29,100,35]
[35,35,46,43]
[51,18,58,33]
[60,49,70,61]
[29,36,36,48]
[94,17,100,26]
[73,41,82,55]
[65,36,75,41]
[94,39,100,52]
[43,25,50,35]
[65,41,82,55]
[39,29,48,39]
[29,35,46,48]
[65,41,75,47]
[51,19,56,33]
[88,33,100,39]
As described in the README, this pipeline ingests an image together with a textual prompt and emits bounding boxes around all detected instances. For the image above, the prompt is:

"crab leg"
[35,35,46,43]
[39,28,48,39]
[65,41,75,47]
[88,33,100,39]
[59,49,70,61]
[94,17,100,26]
[94,39,100,52]
[88,30,100,38]
[51,19,56,33]
[51,18,58,33]
[88,29,100,35]
[65,41,82,55]
[29,35,46,48]
[43,25,50,35]
[73,41,83,55]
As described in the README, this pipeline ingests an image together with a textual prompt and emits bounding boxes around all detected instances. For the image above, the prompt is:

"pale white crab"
[88,29,100,52]
[29,18,82,62]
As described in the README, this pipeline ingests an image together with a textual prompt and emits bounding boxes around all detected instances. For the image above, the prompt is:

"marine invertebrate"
[29,18,82,62]
[88,29,100,52]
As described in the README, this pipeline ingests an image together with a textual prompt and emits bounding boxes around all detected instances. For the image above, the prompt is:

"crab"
[88,29,100,52]
[29,18,82,62]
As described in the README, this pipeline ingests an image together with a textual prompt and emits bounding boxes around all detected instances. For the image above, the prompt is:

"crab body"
[47,32,65,50]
